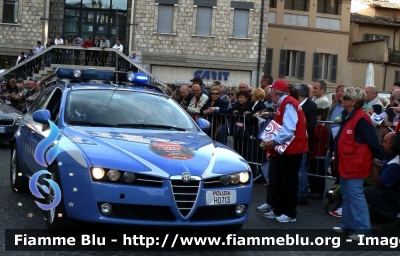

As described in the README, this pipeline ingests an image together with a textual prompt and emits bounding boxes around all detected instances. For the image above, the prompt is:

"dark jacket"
[200,98,225,115]
[245,101,265,133]
[179,93,194,107]
[301,99,318,152]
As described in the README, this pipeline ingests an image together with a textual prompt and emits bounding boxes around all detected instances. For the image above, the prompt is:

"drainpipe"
[383,64,388,91]
[256,0,265,88]
[128,0,137,52]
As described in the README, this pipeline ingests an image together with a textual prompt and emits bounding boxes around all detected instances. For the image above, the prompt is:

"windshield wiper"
[116,123,186,131]
[69,121,116,127]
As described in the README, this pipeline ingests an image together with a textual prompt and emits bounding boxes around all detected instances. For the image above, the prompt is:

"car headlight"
[219,172,250,185]
[230,173,239,184]
[220,175,230,185]
[107,169,121,181]
[92,167,105,179]
[239,172,250,183]
[123,172,136,183]
[16,117,22,123]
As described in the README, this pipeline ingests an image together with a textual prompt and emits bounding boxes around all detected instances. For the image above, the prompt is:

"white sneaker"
[275,214,296,223]
[257,203,273,213]
[264,210,278,219]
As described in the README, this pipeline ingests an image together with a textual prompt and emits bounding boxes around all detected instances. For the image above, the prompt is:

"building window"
[157,4,174,33]
[233,9,250,38]
[2,0,19,24]
[395,71,400,82]
[269,0,277,8]
[317,0,338,15]
[365,33,389,41]
[195,7,212,36]
[279,50,305,79]
[284,0,309,11]
[312,53,338,82]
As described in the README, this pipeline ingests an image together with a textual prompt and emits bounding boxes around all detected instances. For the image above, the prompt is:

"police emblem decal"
[181,172,191,183]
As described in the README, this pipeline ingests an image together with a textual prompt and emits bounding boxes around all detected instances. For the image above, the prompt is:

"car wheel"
[46,164,69,231]
[10,144,28,192]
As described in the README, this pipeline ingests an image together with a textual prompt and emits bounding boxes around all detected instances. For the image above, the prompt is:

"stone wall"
[134,0,268,66]
[0,0,46,56]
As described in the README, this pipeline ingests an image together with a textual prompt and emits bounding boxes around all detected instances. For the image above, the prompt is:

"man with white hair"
[365,85,384,115]
[187,84,208,121]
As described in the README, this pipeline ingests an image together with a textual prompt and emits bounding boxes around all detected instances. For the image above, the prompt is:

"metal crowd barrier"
[201,113,337,182]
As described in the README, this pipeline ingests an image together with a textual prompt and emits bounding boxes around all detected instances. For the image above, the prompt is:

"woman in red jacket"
[332,87,384,241]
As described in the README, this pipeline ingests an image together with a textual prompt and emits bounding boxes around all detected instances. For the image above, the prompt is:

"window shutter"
[265,48,273,75]
[279,50,287,78]
[297,51,305,79]
[312,52,320,81]
[330,54,338,82]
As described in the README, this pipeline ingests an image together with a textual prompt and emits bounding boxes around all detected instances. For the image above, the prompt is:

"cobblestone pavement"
[0,142,398,255]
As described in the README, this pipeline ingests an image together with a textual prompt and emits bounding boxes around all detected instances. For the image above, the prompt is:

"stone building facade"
[0,0,47,68]
[133,0,268,86]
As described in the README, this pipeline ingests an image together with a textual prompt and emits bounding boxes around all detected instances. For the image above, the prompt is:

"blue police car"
[10,68,252,232]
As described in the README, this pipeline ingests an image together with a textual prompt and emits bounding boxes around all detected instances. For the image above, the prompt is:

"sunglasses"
[342,95,352,101]
[210,92,219,95]
[229,93,236,96]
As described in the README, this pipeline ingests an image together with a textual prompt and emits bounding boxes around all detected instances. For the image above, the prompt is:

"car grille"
[102,203,175,221]
[190,205,248,221]
[0,118,14,126]
[170,179,200,217]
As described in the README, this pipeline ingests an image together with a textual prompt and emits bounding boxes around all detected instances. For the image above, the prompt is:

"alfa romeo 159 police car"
[10,68,252,232]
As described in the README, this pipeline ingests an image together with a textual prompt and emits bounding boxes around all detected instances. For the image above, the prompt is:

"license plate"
[206,190,236,205]
[0,127,5,133]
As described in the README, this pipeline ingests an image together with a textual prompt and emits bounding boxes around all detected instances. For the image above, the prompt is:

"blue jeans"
[298,152,308,199]
[340,177,371,235]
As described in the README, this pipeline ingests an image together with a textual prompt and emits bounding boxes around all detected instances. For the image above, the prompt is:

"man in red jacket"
[82,37,93,65]
[263,80,308,223]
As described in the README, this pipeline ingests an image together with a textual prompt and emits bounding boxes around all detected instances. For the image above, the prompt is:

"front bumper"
[60,166,252,227]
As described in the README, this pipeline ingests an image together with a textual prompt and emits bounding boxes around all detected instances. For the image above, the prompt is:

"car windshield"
[65,89,198,132]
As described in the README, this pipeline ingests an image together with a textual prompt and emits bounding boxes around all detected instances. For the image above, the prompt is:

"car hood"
[0,105,22,117]
[62,126,249,179]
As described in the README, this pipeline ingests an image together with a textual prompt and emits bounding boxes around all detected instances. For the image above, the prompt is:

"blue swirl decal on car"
[29,170,62,211]
[34,121,60,167]
[29,121,62,211]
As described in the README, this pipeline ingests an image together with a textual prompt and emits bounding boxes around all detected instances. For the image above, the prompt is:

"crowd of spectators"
[11,34,139,69]
[0,75,43,112]
[166,75,400,235]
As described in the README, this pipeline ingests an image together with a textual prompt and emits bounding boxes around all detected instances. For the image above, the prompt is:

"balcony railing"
[1,45,166,87]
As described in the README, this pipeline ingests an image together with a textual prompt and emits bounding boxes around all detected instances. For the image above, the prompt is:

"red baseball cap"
[269,80,290,93]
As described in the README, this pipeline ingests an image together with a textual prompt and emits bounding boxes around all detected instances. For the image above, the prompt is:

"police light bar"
[127,71,148,83]
[56,68,115,81]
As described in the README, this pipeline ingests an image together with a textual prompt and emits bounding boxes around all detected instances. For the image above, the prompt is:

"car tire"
[10,144,28,192]
[46,164,70,231]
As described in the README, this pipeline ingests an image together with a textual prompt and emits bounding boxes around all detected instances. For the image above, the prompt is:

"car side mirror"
[33,109,51,124]
[197,118,210,133]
